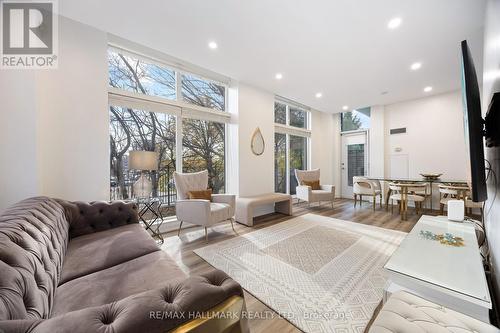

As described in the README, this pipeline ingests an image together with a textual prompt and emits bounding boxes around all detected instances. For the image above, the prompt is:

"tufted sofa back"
[57,200,139,239]
[0,197,70,320]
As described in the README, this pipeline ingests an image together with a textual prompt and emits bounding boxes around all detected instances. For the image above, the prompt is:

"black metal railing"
[110,171,177,210]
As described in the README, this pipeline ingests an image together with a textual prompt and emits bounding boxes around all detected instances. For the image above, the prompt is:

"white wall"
[37,16,109,201]
[236,83,275,197]
[483,0,500,304]
[0,72,39,210]
[369,105,385,178]
[310,110,335,187]
[384,91,467,181]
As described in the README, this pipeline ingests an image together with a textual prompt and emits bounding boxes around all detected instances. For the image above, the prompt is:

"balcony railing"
[110,172,177,213]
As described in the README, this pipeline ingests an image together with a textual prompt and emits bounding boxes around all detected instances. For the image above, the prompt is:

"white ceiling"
[59,0,486,113]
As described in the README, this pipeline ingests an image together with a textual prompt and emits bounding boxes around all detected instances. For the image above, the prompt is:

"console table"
[384,215,492,323]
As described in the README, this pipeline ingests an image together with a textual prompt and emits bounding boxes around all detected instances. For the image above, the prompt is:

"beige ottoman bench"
[235,193,292,226]
[369,291,498,332]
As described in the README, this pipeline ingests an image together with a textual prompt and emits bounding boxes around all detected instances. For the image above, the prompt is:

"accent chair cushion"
[188,189,213,201]
[302,180,321,190]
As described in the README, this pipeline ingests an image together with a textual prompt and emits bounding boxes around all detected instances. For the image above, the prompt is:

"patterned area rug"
[194,214,406,333]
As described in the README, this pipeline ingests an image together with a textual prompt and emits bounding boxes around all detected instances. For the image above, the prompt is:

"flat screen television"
[460,40,487,202]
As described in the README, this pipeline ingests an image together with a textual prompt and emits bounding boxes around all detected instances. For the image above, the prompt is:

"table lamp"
[129,150,158,198]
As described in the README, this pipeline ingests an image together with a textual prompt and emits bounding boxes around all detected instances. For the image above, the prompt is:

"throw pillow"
[187,189,213,201]
[302,180,321,190]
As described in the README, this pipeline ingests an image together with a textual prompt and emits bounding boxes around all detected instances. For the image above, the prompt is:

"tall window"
[274,100,310,194]
[109,107,176,204]
[108,47,228,207]
[341,107,371,132]
[274,133,287,193]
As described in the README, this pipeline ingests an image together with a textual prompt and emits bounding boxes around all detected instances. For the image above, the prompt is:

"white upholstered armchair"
[295,169,335,208]
[174,170,236,241]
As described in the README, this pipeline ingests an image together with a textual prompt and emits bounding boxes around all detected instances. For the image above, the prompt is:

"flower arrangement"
[419,230,465,247]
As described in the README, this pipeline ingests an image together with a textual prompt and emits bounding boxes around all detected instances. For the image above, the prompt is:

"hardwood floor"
[161,198,426,333]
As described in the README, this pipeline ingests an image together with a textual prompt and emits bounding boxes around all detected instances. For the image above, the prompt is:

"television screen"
[460,40,487,202]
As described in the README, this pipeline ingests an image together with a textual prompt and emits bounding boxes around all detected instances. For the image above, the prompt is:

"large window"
[274,99,310,194]
[108,47,228,207]
[109,107,176,204]
[108,49,176,100]
[274,101,308,129]
[341,107,371,132]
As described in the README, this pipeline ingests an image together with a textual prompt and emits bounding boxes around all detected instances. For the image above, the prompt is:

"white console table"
[384,215,492,323]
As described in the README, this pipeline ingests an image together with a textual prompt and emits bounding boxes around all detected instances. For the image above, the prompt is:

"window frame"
[108,45,229,115]
[107,45,230,201]
[340,107,371,133]
[274,98,311,195]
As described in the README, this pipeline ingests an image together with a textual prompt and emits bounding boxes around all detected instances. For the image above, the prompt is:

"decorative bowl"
[420,173,443,181]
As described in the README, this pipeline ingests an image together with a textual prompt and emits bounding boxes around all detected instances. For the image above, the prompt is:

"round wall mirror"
[251,127,265,156]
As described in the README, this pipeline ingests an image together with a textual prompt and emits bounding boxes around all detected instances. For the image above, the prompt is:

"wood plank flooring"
[161,198,425,333]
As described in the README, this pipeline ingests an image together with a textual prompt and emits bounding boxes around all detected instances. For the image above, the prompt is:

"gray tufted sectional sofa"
[0,197,245,333]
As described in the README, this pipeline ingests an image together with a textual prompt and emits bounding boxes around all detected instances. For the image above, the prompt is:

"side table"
[135,197,166,245]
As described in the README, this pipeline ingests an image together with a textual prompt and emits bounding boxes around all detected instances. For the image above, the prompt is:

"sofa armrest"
[57,200,139,239]
[0,270,244,333]
[175,199,211,224]
[320,184,335,194]
[296,185,311,201]
[211,194,236,216]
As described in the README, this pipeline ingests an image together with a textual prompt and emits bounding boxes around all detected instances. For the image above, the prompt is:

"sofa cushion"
[59,224,159,285]
[0,197,69,320]
[52,251,186,316]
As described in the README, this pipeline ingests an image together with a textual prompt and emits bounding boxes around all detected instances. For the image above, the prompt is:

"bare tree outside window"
[183,119,225,193]
[274,102,286,124]
[274,133,287,193]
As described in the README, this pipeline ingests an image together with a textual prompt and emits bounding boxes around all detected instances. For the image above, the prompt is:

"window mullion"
[176,115,183,173]
[286,134,290,195]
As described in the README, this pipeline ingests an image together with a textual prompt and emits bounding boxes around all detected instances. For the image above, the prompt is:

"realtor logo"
[1,0,58,68]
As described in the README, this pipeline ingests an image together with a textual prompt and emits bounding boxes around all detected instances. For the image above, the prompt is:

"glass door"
[341,132,368,198]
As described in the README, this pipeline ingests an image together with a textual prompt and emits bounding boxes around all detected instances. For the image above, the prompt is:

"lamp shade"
[129,150,158,171]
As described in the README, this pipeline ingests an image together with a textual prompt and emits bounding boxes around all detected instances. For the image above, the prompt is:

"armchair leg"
[205,227,208,242]
[354,194,357,207]
[230,218,236,233]
[372,197,376,211]
[331,200,334,209]
[177,221,183,237]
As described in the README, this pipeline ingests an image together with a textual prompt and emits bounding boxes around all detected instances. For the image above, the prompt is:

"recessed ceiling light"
[410,62,422,71]
[275,73,283,80]
[424,86,433,92]
[387,17,402,29]
[315,92,323,98]
[342,105,349,110]
[208,41,218,49]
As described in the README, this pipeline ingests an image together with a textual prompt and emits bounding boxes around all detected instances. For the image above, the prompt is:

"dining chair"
[438,184,466,215]
[389,182,427,218]
[353,176,383,210]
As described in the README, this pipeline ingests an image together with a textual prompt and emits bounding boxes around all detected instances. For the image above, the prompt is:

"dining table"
[366,177,469,220]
